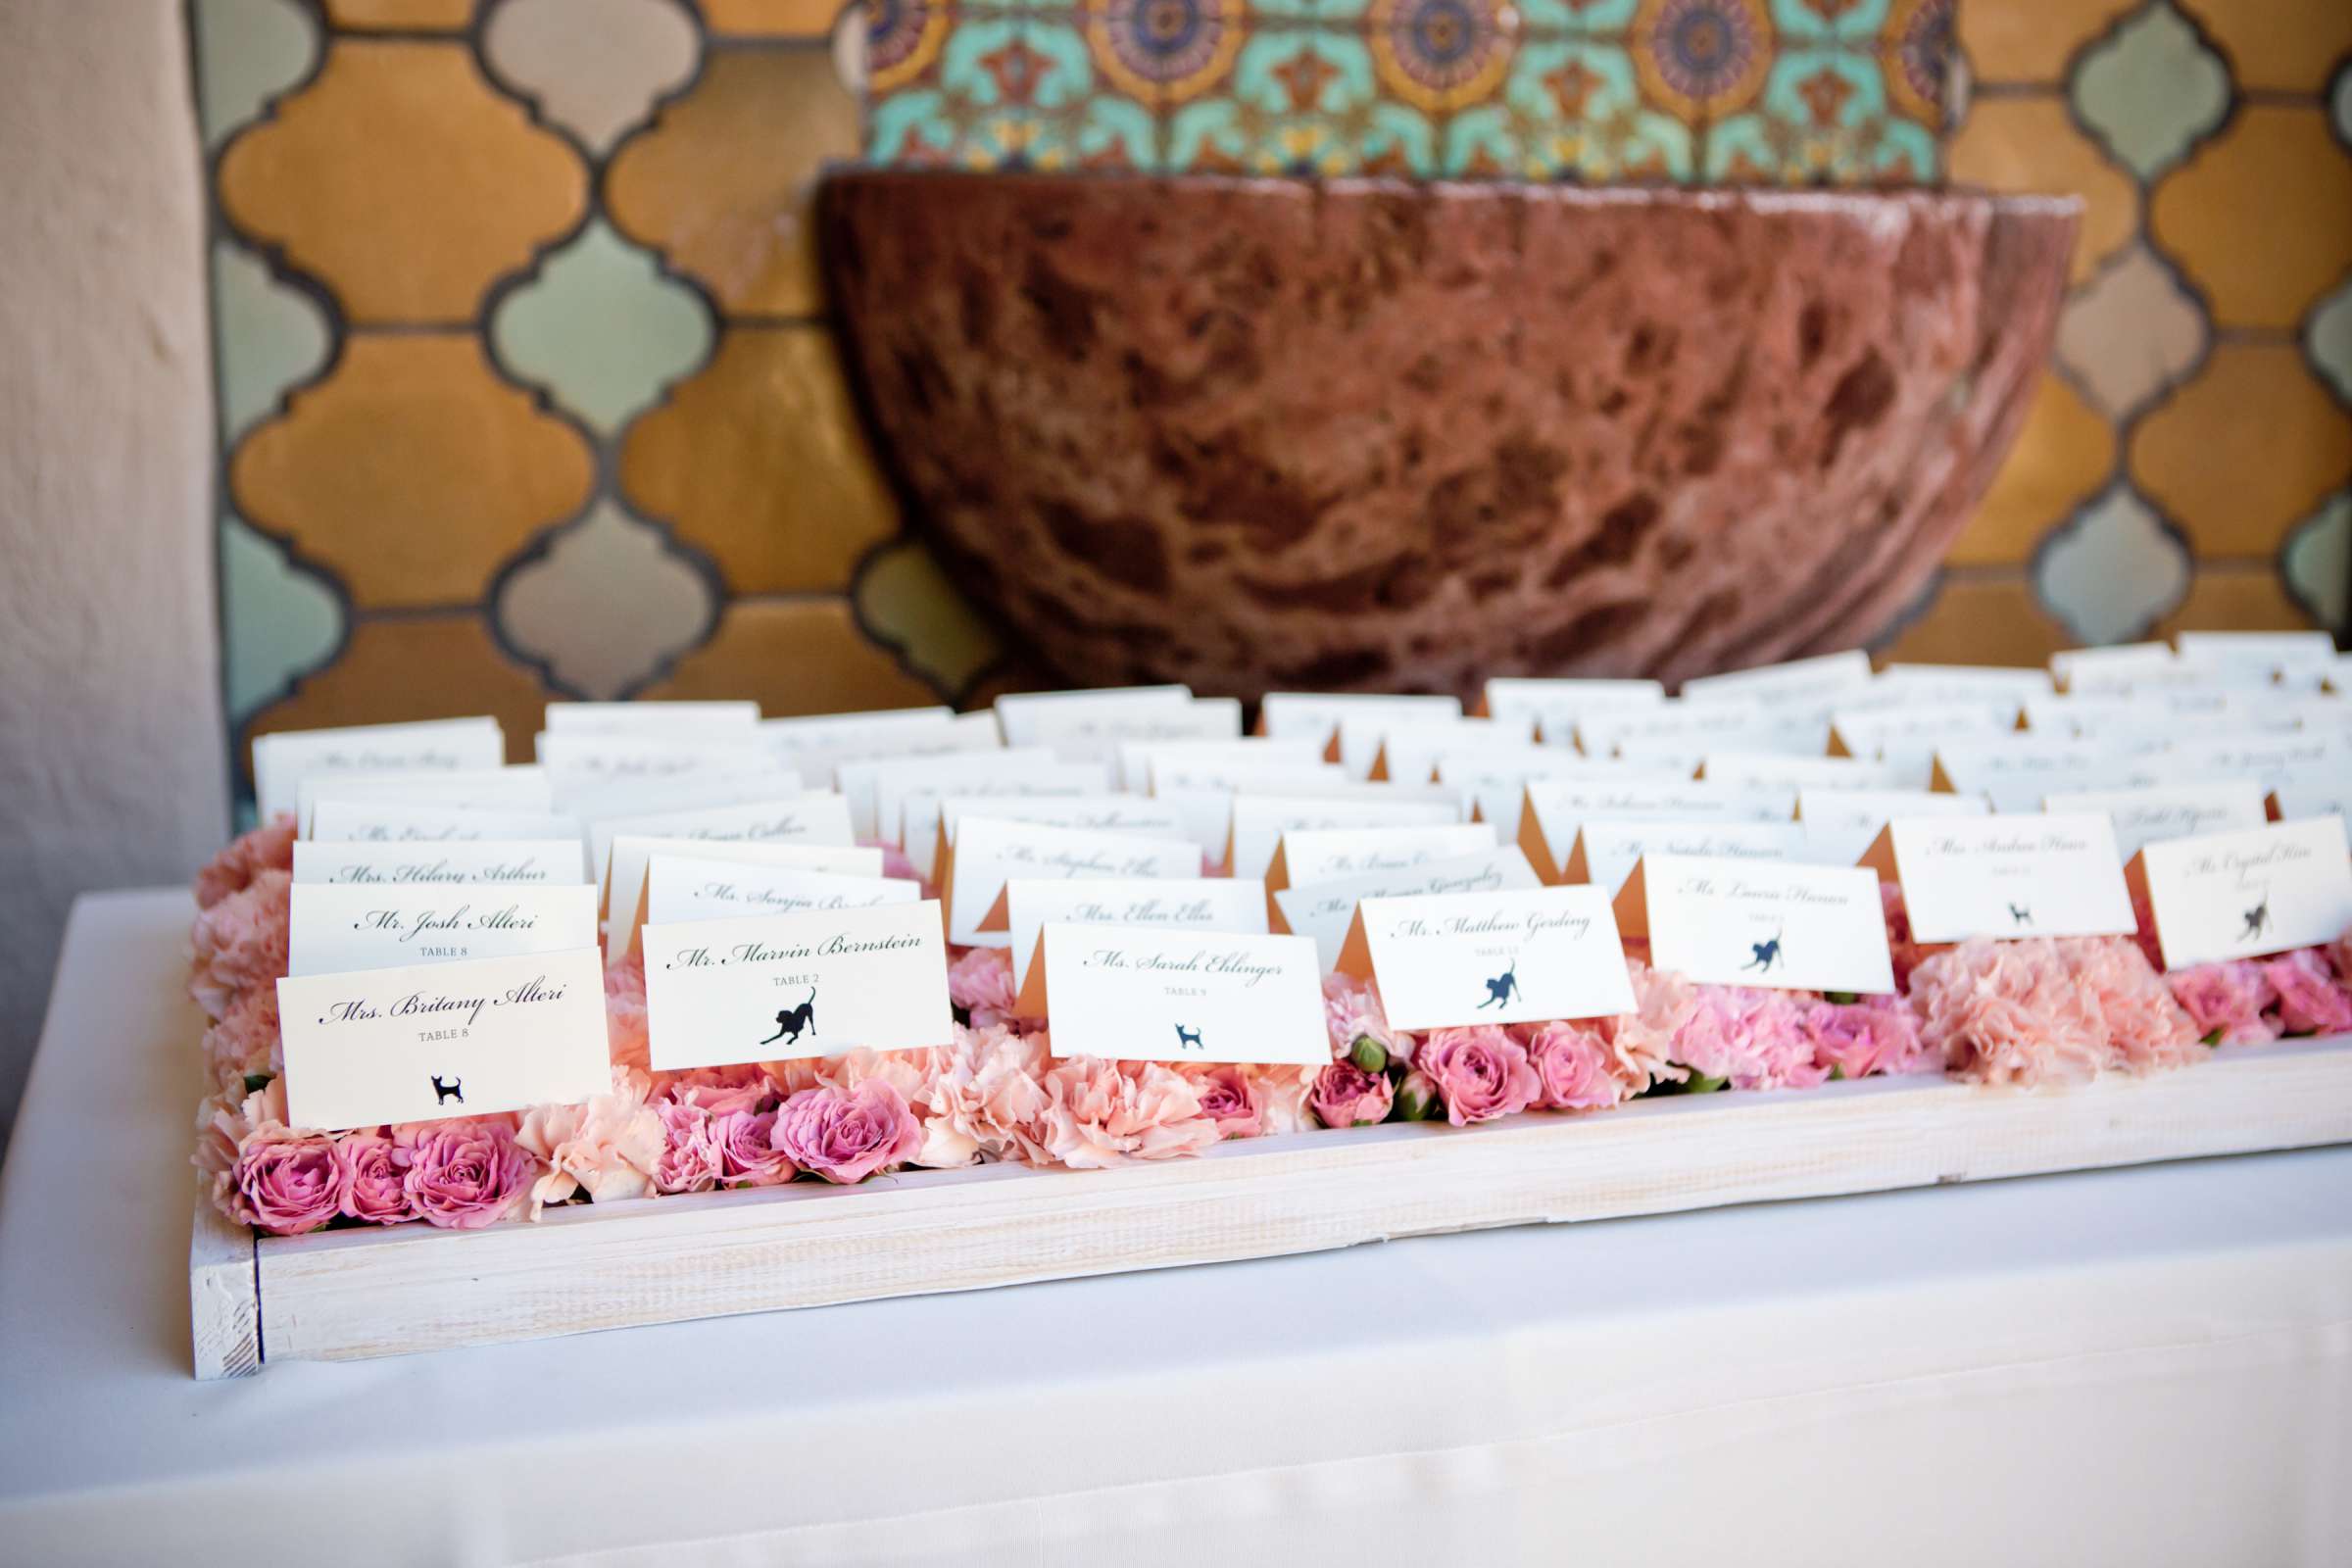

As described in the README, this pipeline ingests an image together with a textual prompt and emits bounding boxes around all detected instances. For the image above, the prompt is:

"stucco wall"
[0,2,225,1149]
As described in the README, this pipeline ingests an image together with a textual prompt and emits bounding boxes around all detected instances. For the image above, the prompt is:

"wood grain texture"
[188,1191,261,1381]
[217,1036,2352,1372]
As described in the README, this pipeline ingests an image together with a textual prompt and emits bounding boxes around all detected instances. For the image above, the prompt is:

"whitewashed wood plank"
[235,1035,2352,1368]
[188,1190,260,1380]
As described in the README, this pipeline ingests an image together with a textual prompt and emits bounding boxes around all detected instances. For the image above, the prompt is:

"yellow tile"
[232,334,594,608]
[246,614,548,763]
[2156,566,2323,636]
[2151,106,2352,332]
[218,40,584,323]
[606,49,857,318]
[1947,96,2137,284]
[1946,369,2115,564]
[1886,575,2073,666]
[2178,0,2352,92]
[700,0,842,36]
[618,326,897,594]
[1956,0,2136,83]
[2132,343,2352,557]
[323,0,474,27]
[642,600,941,712]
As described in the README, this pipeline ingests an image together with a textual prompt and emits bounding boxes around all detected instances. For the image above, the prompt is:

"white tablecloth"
[1,890,2347,1567]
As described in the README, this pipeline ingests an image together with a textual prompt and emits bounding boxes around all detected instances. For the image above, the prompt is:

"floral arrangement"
[190,818,2352,1238]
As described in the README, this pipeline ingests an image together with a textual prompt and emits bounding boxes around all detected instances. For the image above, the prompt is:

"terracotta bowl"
[821,172,2078,699]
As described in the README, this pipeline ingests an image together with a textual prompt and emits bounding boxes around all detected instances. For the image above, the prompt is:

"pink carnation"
[2168,959,2279,1048]
[194,815,296,909]
[1418,1025,1540,1125]
[1308,1060,1394,1128]
[515,1066,663,1214]
[232,1126,345,1235]
[771,1079,924,1184]
[712,1107,796,1187]
[1178,1063,1266,1139]
[652,1100,722,1195]
[1912,936,2194,1086]
[930,1024,1058,1165]
[603,952,651,1072]
[946,946,1022,1028]
[1040,1051,1220,1168]
[1881,882,1928,992]
[1667,987,1828,1092]
[1322,972,1414,1067]
[187,869,291,1019]
[1799,998,1933,1079]
[2061,937,2200,1073]
[661,1064,773,1117]
[398,1118,536,1229]
[2262,948,2352,1035]
[202,985,282,1091]
[336,1131,412,1224]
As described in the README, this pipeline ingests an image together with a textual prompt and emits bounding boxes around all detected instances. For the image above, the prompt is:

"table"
[2,890,2348,1567]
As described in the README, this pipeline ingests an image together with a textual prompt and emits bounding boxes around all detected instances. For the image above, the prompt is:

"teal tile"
[1232,26,1378,114]
[1769,0,1886,45]
[220,514,342,724]
[1505,37,1694,178]
[1518,0,1637,34]
[193,0,318,149]
[211,240,328,443]
[1706,45,1932,181]
[2034,487,2190,644]
[2071,0,2229,179]
[2282,491,2350,633]
[492,220,712,436]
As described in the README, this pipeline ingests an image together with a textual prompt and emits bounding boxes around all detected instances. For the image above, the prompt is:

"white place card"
[297,765,552,837]
[1018,924,1329,1067]
[2051,642,2176,692]
[842,748,1089,850]
[944,817,1200,947]
[535,732,785,791]
[1518,779,1794,882]
[1830,702,2015,786]
[648,856,920,925]
[1680,651,1874,710]
[2043,780,2270,862]
[2175,630,2336,674]
[1483,677,1665,743]
[569,775,829,858]
[1364,716,1534,785]
[1339,886,1636,1031]
[2022,689,2235,737]
[1258,693,1463,777]
[1271,822,1498,892]
[543,701,760,734]
[605,836,887,957]
[1121,735,1327,793]
[1149,759,1351,855]
[906,774,1155,879]
[993,685,1194,755]
[1932,737,2163,811]
[1581,703,1824,760]
[771,710,1000,837]
[2168,732,2342,792]
[1701,752,1902,793]
[2272,769,2351,823]
[1447,754,1688,840]
[309,802,583,845]
[253,716,505,826]
[1225,794,1461,879]
[1795,786,1988,868]
[289,883,598,977]
[1565,818,1805,896]
[278,948,609,1132]
[1005,877,1266,990]
[2132,816,2352,968]
[1869,663,2052,705]
[1273,846,1542,967]
[1006,695,1241,766]
[641,903,955,1069]
[291,838,587,887]
[1615,855,1894,994]
[1862,813,2135,943]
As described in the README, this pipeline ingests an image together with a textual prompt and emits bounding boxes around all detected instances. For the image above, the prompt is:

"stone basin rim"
[823,169,2084,223]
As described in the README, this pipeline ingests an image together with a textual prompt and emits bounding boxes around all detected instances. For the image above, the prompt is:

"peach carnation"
[195,815,296,909]
[603,952,651,1072]
[188,868,291,1019]
[930,1024,1058,1165]
[515,1065,664,1215]
[1039,1051,1219,1168]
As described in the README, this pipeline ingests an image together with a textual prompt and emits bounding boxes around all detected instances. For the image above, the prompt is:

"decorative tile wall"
[1885,0,2351,667]
[194,0,1008,790]
[195,0,2344,794]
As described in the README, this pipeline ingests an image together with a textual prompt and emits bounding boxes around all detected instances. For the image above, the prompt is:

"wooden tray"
[191,1034,2352,1378]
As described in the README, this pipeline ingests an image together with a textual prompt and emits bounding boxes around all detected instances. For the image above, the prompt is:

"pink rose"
[1418,1025,1540,1126]
[604,953,651,1071]
[516,1067,663,1214]
[712,1107,796,1186]
[823,1047,978,1167]
[232,1127,344,1235]
[194,815,296,909]
[336,1131,412,1224]
[1519,1020,1630,1111]
[2263,948,2352,1036]
[1179,1063,1265,1139]
[1798,999,1934,1080]
[652,1100,721,1195]
[187,869,291,1019]
[1308,1060,1394,1128]
[194,1075,291,1222]
[2168,960,2280,1047]
[1040,1052,1219,1168]
[771,1080,923,1184]
[398,1118,536,1229]
[931,1024,1057,1165]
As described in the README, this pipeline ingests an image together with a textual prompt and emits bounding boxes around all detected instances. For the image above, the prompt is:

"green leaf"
[2201,1026,2224,1048]
[1825,991,1859,1005]
[242,1072,273,1095]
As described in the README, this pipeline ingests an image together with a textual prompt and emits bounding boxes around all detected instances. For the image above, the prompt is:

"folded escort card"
[1700,752,1904,793]
[2167,732,2342,792]
[1518,779,1793,883]
[253,716,505,825]
[1447,754,1687,840]
[1337,886,1636,1031]
[1829,702,2015,788]
[1679,651,1874,713]
[1564,818,1805,895]
[590,796,858,910]
[2272,769,2350,823]
[1368,716,1535,786]
[297,765,552,836]
[1123,735,1327,793]
[641,903,954,1070]
[2043,780,2269,862]
[1861,812,2136,943]
[278,948,610,1131]
[606,837,887,957]
[647,856,920,925]
[1272,845,1542,967]
[1614,855,1894,994]
[943,817,1200,947]
[544,700,759,734]
[534,731,783,786]
[846,749,1102,851]
[290,838,588,887]
[1267,822,1498,895]
[915,789,1185,883]
[1005,877,1266,990]
[766,710,998,837]
[1257,693,1462,777]
[2130,816,2352,969]
[288,883,599,976]
[1794,786,1988,869]
[1014,924,1329,1066]
[1151,759,1351,855]
[1225,793,1461,879]
[309,801,583,844]
[1006,695,1242,767]
[1931,737,2162,811]
[1481,677,1665,744]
